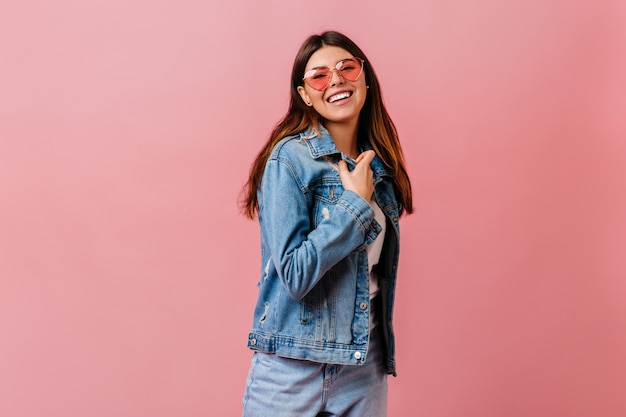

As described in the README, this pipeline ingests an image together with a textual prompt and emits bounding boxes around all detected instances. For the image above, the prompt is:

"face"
[297,46,367,126]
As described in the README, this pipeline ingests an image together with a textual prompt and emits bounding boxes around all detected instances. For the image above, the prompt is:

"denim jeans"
[242,327,388,417]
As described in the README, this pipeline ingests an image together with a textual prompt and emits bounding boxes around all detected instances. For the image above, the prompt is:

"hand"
[337,150,375,201]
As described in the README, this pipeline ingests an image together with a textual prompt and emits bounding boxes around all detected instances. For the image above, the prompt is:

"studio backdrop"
[1,1,625,416]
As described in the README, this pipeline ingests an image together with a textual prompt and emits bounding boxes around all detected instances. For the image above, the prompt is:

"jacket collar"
[299,126,389,178]
[299,125,338,158]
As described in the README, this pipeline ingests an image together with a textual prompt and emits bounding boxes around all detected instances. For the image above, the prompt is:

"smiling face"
[297,46,367,128]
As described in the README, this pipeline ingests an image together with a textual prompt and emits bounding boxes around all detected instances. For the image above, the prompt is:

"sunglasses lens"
[304,69,331,91]
[338,58,363,81]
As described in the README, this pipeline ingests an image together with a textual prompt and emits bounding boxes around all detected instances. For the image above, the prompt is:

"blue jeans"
[242,328,388,417]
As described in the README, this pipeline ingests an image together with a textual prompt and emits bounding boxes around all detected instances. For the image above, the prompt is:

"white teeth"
[328,92,351,103]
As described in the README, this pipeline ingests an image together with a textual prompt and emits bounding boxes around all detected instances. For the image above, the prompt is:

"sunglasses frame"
[302,57,365,91]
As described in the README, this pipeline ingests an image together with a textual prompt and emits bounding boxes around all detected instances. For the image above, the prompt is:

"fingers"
[337,150,375,201]
[355,150,375,165]
[337,159,350,185]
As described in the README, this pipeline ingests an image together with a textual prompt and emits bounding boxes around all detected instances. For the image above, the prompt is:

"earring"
[366,86,370,89]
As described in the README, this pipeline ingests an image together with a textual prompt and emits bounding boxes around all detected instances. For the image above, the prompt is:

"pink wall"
[1,1,625,416]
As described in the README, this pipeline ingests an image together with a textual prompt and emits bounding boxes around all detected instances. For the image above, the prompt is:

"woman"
[241,30,413,417]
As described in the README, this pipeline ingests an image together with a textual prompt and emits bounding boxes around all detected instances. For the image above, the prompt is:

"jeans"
[242,327,388,417]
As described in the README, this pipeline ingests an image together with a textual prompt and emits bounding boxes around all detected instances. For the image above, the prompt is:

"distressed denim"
[246,126,401,376]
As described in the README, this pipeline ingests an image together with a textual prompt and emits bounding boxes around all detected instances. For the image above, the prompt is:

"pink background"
[1,1,625,416]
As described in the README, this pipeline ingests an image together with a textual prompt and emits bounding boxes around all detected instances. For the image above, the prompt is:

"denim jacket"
[246,126,401,376]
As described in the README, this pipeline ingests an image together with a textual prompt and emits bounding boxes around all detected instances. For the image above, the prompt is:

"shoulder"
[269,132,312,163]
[269,126,339,163]
[269,128,332,163]
[263,129,339,190]
[262,132,315,189]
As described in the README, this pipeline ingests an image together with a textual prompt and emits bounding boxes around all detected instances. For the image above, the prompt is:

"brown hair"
[241,31,413,218]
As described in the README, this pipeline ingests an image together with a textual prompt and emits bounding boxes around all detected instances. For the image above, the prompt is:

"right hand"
[337,150,375,201]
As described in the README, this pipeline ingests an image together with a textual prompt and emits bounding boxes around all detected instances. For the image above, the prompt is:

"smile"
[327,91,352,103]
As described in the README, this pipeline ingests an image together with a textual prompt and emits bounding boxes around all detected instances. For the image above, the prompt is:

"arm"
[259,156,377,301]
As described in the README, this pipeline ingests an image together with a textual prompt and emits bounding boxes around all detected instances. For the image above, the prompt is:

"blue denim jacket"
[246,126,401,376]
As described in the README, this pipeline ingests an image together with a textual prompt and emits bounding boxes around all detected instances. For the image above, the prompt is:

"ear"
[297,86,312,106]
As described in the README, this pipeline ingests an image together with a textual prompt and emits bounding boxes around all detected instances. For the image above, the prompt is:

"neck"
[326,119,359,159]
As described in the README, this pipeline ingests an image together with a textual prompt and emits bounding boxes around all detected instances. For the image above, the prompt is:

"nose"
[329,69,345,87]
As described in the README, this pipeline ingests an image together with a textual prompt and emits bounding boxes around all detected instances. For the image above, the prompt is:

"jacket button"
[250,338,257,346]
[354,351,362,360]
[359,302,368,311]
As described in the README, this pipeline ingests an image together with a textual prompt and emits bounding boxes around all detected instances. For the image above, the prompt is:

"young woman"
[241,30,413,417]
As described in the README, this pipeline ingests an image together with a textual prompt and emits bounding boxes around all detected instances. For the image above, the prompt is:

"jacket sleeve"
[258,156,378,301]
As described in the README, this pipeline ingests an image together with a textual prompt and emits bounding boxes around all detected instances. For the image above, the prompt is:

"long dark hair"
[241,31,413,218]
